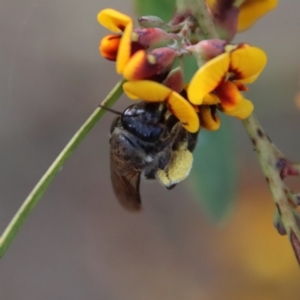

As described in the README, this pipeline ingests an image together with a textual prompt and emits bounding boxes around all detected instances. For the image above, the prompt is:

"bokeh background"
[1,0,300,299]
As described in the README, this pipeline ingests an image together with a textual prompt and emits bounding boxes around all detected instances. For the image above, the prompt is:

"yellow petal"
[199,105,220,131]
[167,92,200,133]
[238,0,278,31]
[230,44,267,84]
[202,93,220,105]
[215,81,243,109]
[205,0,216,9]
[99,34,121,61]
[97,9,132,32]
[123,90,140,100]
[116,22,133,74]
[121,49,147,79]
[187,52,230,105]
[222,98,254,119]
[123,80,171,101]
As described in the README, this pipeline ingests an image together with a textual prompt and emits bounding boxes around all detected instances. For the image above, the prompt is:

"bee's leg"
[143,149,172,180]
[157,149,172,170]
[155,122,182,153]
[143,170,156,179]
[187,131,199,152]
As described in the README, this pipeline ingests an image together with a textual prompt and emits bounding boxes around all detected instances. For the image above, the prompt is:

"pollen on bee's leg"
[156,142,193,188]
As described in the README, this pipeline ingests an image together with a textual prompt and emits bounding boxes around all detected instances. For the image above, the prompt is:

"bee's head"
[121,102,167,143]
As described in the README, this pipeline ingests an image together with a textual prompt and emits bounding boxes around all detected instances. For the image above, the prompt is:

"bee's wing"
[110,160,142,211]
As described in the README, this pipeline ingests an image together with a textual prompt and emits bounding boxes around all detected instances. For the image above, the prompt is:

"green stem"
[0,80,124,258]
[177,0,218,39]
[243,114,300,265]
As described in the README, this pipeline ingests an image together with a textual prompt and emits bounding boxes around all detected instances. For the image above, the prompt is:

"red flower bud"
[132,28,176,48]
[163,68,184,93]
[186,39,227,61]
[123,47,177,80]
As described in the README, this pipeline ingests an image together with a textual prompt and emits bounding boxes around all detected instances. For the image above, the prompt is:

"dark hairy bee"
[109,101,198,211]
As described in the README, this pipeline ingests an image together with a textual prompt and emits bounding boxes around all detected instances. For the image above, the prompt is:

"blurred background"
[0,0,300,299]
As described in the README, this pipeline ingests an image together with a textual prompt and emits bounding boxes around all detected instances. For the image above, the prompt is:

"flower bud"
[186,39,227,61]
[138,16,171,30]
[213,7,239,41]
[99,34,121,61]
[132,28,176,48]
[123,47,177,80]
[163,67,184,93]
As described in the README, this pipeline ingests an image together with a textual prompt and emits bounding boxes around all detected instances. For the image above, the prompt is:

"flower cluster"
[97,0,275,133]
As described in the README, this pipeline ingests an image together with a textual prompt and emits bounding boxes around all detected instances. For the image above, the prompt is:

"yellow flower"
[238,0,278,31]
[187,44,267,119]
[206,0,278,32]
[97,9,133,74]
[123,80,200,133]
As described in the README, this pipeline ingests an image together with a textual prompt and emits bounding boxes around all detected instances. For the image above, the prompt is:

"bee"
[107,101,199,211]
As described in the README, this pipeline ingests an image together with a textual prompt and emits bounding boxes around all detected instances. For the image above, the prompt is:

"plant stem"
[243,114,300,265]
[0,80,124,258]
[177,0,218,39]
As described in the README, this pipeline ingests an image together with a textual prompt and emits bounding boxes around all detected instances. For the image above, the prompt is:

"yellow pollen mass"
[131,32,139,42]
[224,44,238,53]
[147,54,156,65]
[156,142,193,188]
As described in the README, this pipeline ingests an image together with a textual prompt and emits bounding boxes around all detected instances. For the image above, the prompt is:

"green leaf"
[183,56,198,82]
[134,0,176,21]
[189,117,237,223]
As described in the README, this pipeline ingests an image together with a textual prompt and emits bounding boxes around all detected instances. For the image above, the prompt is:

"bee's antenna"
[98,104,122,115]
